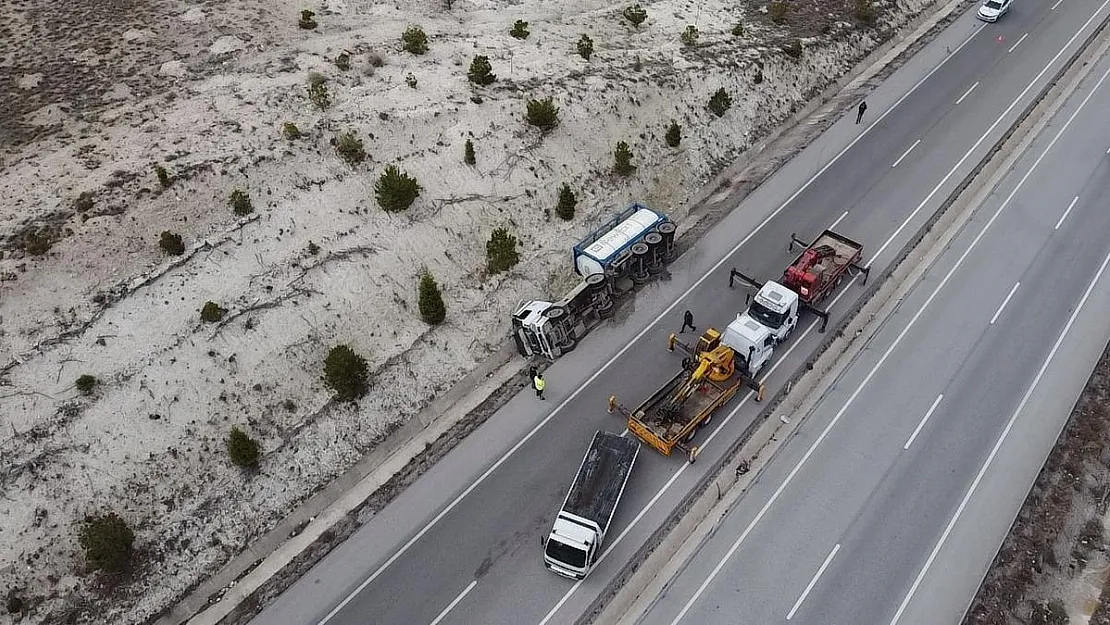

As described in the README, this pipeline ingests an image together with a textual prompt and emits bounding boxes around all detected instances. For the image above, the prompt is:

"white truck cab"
[543,515,598,579]
[743,281,800,343]
[721,314,776,378]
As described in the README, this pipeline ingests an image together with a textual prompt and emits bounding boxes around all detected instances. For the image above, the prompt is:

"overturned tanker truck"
[511,202,677,360]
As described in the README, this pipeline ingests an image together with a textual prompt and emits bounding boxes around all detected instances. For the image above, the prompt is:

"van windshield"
[748,300,787,329]
[545,538,588,569]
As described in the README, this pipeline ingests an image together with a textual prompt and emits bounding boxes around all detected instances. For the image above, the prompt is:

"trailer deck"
[563,431,639,528]
[625,371,741,461]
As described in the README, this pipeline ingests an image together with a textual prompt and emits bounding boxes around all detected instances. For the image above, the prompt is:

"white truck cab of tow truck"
[742,280,800,343]
[720,314,776,378]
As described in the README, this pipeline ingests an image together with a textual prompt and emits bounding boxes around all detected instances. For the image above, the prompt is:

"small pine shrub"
[335,51,351,70]
[200,301,226,322]
[754,68,764,84]
[402,26,429,54]
[282,122,301,140]
[376,165,422,213]
[368,51,385,67]
[79,513,135,573]
[623,4,648,26]
[229,189,253,216]
[510,20,530,39]
[486,228,520,274]
[555,184,577,221]
[854,0,877,25]
[74,191,95,212]
[464,139,476,165]
[75,374,98,395]
[418,271,447,325]
[307,241,320,255]
[731,22,745,36]
[307,74,330,109]
[405,72,418,88]
[323,344,369,401]
[577,34,594,60]
[468,55,497,85]
[613,141,635,176]
[7,592,24,614]
[299,9,318,29]
[769,0,788,23]
[22,230,53,256]
[681,24,699,46]
[708,87,732,117]
[159,231,185,255]
[336,132,366,165]
[525,97,560,130]
[665,120,682,147]
[783,38,803,59]
[154,164,171,188]
[227,426,261,468]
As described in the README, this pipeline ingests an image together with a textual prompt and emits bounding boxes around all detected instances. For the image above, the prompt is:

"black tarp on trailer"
[563,431,639,531]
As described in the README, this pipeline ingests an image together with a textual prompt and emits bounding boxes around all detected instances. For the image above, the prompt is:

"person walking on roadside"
[680,309,696,334]
[855,100,868,124]
[533,372,546,400]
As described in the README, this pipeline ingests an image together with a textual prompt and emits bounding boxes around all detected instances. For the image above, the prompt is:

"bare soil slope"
[0,0,938,622]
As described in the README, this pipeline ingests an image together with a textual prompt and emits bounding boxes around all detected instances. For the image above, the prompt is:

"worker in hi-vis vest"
[533,373,546,400]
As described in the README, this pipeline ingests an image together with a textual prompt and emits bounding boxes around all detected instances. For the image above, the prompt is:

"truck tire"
[698,413,713,428]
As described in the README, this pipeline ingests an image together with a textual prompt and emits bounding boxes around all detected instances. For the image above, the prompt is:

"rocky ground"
[964,341,1110,625]
[0,0,941,622]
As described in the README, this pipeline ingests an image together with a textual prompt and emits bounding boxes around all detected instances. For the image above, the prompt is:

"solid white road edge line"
[956,81,980,105]
[428,580,477,625]
[1009,32,1030,54]
[787,543,842,620]
[539,200,868,625]
[886,60,1110,625]
[668,49,1110,625]
[990,282,1021,325]
[1052,0,1065,9]
[315,20,988,625]
[887,249,1110,625]
[905,394,945,450]
[893,140,923,168]
[866,0,1110,268]
[1055,195,1079,229]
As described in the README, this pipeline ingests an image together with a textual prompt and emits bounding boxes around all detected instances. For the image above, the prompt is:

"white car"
[977,0,1012,21]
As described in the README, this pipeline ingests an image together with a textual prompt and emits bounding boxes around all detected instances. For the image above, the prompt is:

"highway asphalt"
[631,30,1110,625]
[248,0,1110,623]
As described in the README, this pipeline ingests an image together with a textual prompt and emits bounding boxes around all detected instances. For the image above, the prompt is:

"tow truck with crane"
[729,228,871,336]
[607,326,768,463]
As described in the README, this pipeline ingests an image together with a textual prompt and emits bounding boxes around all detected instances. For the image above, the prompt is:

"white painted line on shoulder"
[893,140,923,168]
[831,210,850,229]
[321,23,989,625]
[890,247,1110,625]
[867,0,1110,269]
[672,45,1110,625]
[787,543,841,620]
[1009,32,1030,53]
[1056,195,1080,230]
[905,394,944,450]
[990,282,1021,325]
[429,580,477,625]
[956,81,980,105]
[1052,0,1064,9]
[888,60,1110,625]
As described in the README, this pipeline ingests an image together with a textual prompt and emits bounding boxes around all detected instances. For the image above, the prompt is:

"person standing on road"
[533,373,546,400]
[680,309,697,334]
[856,100,868,124]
